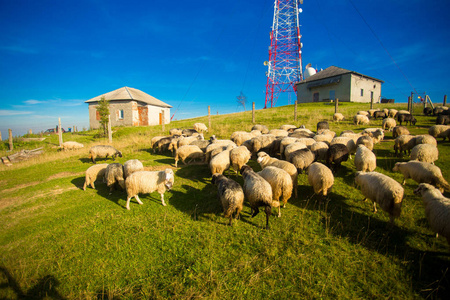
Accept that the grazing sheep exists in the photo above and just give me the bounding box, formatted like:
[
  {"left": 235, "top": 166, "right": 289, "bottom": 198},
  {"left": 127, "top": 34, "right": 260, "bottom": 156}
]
[
  {"left": 316, "top": 121, "right": 329, "bottom": 131},
  {"left": 410, "top": 144, "right": 439, "bottom": 164},
  {"left": 307, "top": 162, "right": 334, "bottom": 203},
  {"left": 392, "top": 126, "right": 410, "bottom": 138},
  {"left": 284, "top": 142, "right": 307, "bottom": 161},
  {"left": 326, "top": 144, "right": 349, "bottom": 171},
  {"left": 398, "top": 110, "right": 411, "bottom": 115},
  {"left": 125, "top": 169, "right": 174, "bottom": 210},
  {"left": 167, "top": 136, "right": 182, "bottom": 156},
  {"left": 354, "top": 114, "right": 370, "bottom": 125},
  {"left": 393, "top": 161, "right": 450, "bottom": 192},
  {"left": 169, "top": 128, "right": 182, "bottom": 136},
  {"left": 251, "top": 124, "right": 269, "bottom": 134},
  {"left": 205, "top": 139, "right": 236, "bottom": 162},
  {"left": 354, "top": 144, "right": 376, "bottom": 172},
  {"left": 333, "top": 113, "right": 344, "bottom": 122},
  {"left": 105, "top": 163, "right": 125, "bottom": 193},
  {"left": 289, "top": 148, "right": 316, "bottom": 174},
  {"left": 368, "top": 109, "right": 380, "bottom": 117},
  {"left": 178, "top": 134, "right": 204, "bottom": 148},
  {"left": 310, "top": 142, "right": 329, "bottom": 162},
  {"left": 428, "top": 125, "right": 450, "bottom": 141},
  {"left": 175, "top": 145, "right": 205, "bottom": 168},
  {"left": 373, "top": 111, "right": 387, "bottom": 119},
  {"left": 280, "top": 124, "right": 297, "bottom": 131},
  {"left": 193, "top": 123, "right": 208, "bottom": 133},
  {"left": 394, "top": 134, "right": 416, "bottom": 156},
  {"left": 211, "top": 174, "right": 244, "bottom": 226},
  {"left": 268, "top": 129, "right": 289, "bottom": 137},
  {"left": 83, "top": 163, "right": 108, "bottom": 191},
  {"left": 290, "top": 128, "right": 315, "bottom": 138},
  {"left": 397, "top": 113, "right": 417, "bottom": 126},
  {"left": 153, "top": 136, "right": 176, "bottom": 153},
  {"left": 181, "top": 129, "right": 198, "bottom": 136},
  {"left": 240, "top": 165, "right": 278, "bottom": 229},
  {"left": 189, "top": 139, "right": 211, "bottom": 152},
  {"left": 330, "top": 136, "right": 356, "bottom": 156},
  {"left": 414, "top": 134, "right": 437, "bottom": 147},
  {"left": 362, "top": 128, "right": 384, "bottom": 144},
  {"left": 413, "top": 183, "right": 450, "bottom": 245},
  {"left": 313, "top": 131, "right": 334, "bottom": 144},
  {"left": 89, "top": 145, "right": 123, "bottom": 163},
  {"left": 258, "top": 166, "right": 293, "bottom": 217},
  {"left": 382, "top": 118, "right": 396, "bottom": 131},
  {"left": 61, "top": 141, "right": 84, "bottom": 151},
  {"left": 257, "top": 151, "right": 299, "bottom": 199},
  {"left": 151, "top": 136, "right": 168, "bottom": 152},
  {"left": 354, "top": 171, "right": 404, "bottom": 224},
  {"left": 357, "top": 111, "right": 369, "bottom": 116},
  {"left": 279, "top": 137, "right": 301, "bottom": 159},
  {"left": 436, "top": 115, "right": 450, "bottom": 125},
  {"left": 356, "top": 135, "right": 374, "bottom": 151},
  {"left": 249, "top": 134, "right": 278, "bottom": 156},
  {"left": 230, "top": 130, "right": 261, "bottom": 146},
  {"left": 123, "top": 159, "right": 144, "bottom": 178},
  {"left": 209, "top": 144, "right": 236, "bottom": 175},
  {"left": 423, "top": 107, "right": 433, "bottom": 116},
  {"left": 388, "top": 109, "right": 398, "bottom": 118},
  {"left": 230, "top": 146, "right": 252, "bottom": 174}
]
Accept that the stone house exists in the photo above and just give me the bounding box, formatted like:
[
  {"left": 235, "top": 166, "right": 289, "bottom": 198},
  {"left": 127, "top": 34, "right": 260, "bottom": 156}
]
[
  {"left": 295, "top": 66, "right": 384, "bottom": 103},
  {"left": 85, "top": 87, "right": 172, "bottom": 129}
]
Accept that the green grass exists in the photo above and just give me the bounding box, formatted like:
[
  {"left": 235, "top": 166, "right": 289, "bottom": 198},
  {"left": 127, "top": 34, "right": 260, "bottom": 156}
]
[{"left": 1, "top": 102, "right": 450, "bottom": 299}]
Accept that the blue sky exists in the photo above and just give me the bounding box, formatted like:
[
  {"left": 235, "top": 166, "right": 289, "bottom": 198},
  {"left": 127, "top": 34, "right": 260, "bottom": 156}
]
[{"left": 1, "top": 0, "right": 450, "bottom": 138}]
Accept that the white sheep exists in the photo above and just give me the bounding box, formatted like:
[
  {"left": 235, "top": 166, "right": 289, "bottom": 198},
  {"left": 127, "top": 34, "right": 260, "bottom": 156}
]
[
  {"left": 83, "top": 163, "right": 108, "bottom": 191},
  {"left": 89, "top": 145, "right": 123, "bottom": 163},
  {"left": 284, "top": 142, "right": 307, "bottom": 161},
  {"left": 357, "top": 111, "right": 369, "bottom": 116},
  {"left": 354, "top": 144, "right": 376, "bottom": 172},
  {"left": 205, "top": 139, "right": 236, "bottom": 162},
  {"left": 382, "top": 118, "right": 396, "bottom": 131},
  {"left": 333, "top": 113, "right": 344, "bottom": 122},
  {"left": 367, "top": 109, "right": 380, "bottom": 117},
  {"left": 398, "top": 110, "right": 410, "bottom": 115},
  {"left": 209, "top": 144, "right": 236, "bottom": 175},
  {"left": 392, "top": 161, "right": 450, "bottom": 192},
  {"left": 248, "top": 134, "right": 278, "bottom": 155},
  {"left": 388, "top": 109, "right": 398, "bottom": 118},
  {"left": 354, "top": 171, "right": 404, "bottom": 224},
  {"left": 414, "top": 134, "right": 437, "bottom": 147},
  {"left": 257, "top": 151, "right": 298, "bottom": 199},
  {"left": 413, "top": 183, "right": 450, "bottom": 245},
  {"left": 257, "top": 166, "right": 293, "bottom": 217},
  {"left": 61, "top": 141, "right": 84, "bottom": 151},
  {"left": 310, "top": 142, "right": 329, "bottom": 162},
  {"left": 392, "top": 126, "right": 410, "bottom": 139},
  {"left": 211, "top": 173, "right": 244, "bottom": 226},
  {"left": 313, "top": 132, "right": 334, "bottom": 144},
  {"left": 268, "top": 129, "right": 289, "bottom": 137},
  {"left": 307, "top": 162, "right": 334, "bottom": 203},
  {"left": 354, "top": 114, "right": 370, "bottom": 125},
  {"left": 356, "top": 135, "right": 374, "bottom": 151},
  {"left": 125, "top": 169, "right": 174, "bottom": 210},
  {"left": 230, "top": 146, "right": 251, "bottom": 174},
  {"left": 394, "top": 134, "right": 416, "bottom": 156},
  {"left": 105, "top": 162, "right": 125, "bottom": 193},
  {"left": 330, "top": 136, "right": 356, "bottom": 156},
  {"left": 410, "top": 144, "right": 439, "bottom": 164},
  {"left": 362, "top": 128, "right": 384, "bottom": 144},
  {"left": 123, "top": 159, "right": 144, "bottom": 178},
  {"left": 428, "top": 125, "right": 450, "bottom": 141},
  {"left": 279, "top": 137, "right": 301, "bottom": 159},
  {"left": 251, "top": 124, "right": 269, "bottom": 134},
  {"left": 240, "top": 165, "right": 279, "bottom": 229},
  {"left": 175, "top": 145, "right": 205, "bottom": 168},
  {"left": 169, "top": 128, "right": 182, "bottom": 136},
  {"left": 291, "top": 128, "right": 315, "bottom": 138},
  {"left": 280, "top": 124, "right": 297, "bottom": 131},
  {"left": 230, "top": 130, "right": 261, "bottom": 146},
  {"left": 193, "top": 123, "right": 208, "bottom": 133}
]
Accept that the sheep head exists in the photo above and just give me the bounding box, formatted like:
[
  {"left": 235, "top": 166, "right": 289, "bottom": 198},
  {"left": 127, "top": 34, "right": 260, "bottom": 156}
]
[{"left": 164, "top": 169, "right": 174, "bottom": 190}]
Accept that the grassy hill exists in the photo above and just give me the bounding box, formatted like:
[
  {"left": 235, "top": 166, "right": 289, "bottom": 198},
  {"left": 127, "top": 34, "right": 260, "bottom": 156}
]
[{"left": 1, "top": 102, "right": 449, "bottom": 299}]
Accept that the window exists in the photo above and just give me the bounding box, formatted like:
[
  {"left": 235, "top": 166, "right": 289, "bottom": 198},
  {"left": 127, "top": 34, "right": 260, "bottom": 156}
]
[
  {"left": 360, "top": 89, "right": 364, "bottom": 97},
  {"left": 118, "top": 109, "right": 124, "bottom": 120},
  {"left": 329, "top": 90, "right": 335, "bottom": 101},
  {"left": 371, "top": 91, "right": 374, "bottom": 101}
]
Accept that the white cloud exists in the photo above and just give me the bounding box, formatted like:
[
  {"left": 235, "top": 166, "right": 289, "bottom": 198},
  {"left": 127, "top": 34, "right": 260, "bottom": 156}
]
[
  {"left": 0, "top": 110, "right": 33, "bottom": 116},
  {"left": 24, "top": 99, "right": 43, "bottom": 105}
]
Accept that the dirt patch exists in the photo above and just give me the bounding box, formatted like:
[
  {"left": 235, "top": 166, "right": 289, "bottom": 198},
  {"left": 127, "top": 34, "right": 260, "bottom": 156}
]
[
  {"left": 2, "top": 172, "right": 84, "bottom": 193},
  {"left": 2, "top": 181, "right": 41, "bottom": 193},
  {"left": 47, "top": 171, "right": 84, "bottom": 180}
]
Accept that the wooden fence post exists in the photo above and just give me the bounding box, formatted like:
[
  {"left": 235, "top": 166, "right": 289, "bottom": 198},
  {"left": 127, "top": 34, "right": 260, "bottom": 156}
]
[
  {"left": 407, "top": 96, "right": 411, "bottom": 112},
  {"left": 208, "top": 106, "right": 211, "bottom": 131},
  {"left": 58, "top": 117, "right": 63, "bottom": 146},
  {"left": 444, "top": 95, "right": 447, "bottom": 106},
  {"left": 108, "top": 115, "right": 112, "bottom": 143},
  {"left": 294, "top": 101, "right": 297, "bottom": 122},
  {"left": 335, "top": 98, "right": 339, "bottom": 113},
  {"left": 9, "top": 129, "right": 13, "bottom": 151},
  {"left": 252, "top": 102, "right": 255, "bottom": 123},
  {"left": 370, "top": 94, "right": 374, "bottom": 109}
]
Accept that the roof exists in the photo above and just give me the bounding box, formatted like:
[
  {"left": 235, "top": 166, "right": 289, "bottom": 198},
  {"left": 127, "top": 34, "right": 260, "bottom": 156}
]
[
  {"left": 297, "top": 66, "right": 384, "bottom": 85},
  {"left": 85, "top": 86, "right": 172, "bottom": 108}
]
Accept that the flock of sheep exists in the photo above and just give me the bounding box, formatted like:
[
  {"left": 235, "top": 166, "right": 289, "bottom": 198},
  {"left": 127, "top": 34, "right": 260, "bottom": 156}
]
[{"left": 72, "top": 109, "right": 450, "bottom": 246}]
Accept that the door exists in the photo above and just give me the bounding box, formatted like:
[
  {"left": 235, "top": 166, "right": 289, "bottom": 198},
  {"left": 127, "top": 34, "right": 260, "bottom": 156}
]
[
  {"left": 138, "top": 107, "right": 148, "bottom": 126},
  {"left": 313, "top": 92, "right": 319, "bottom": 102}
]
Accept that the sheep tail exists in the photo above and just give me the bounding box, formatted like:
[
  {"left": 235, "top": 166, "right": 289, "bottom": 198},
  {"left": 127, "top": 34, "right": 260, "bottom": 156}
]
[
  {"left": 438, "top": 178, "right": 450, "bottom": 191},
  {"left": 224, "top": 205, "right": 234, "bottom": 219}
]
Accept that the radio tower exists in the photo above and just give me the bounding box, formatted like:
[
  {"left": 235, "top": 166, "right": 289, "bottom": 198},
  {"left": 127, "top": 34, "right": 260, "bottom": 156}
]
[{"left": 265, "top": 0, "right": 303, "bottom": 108}]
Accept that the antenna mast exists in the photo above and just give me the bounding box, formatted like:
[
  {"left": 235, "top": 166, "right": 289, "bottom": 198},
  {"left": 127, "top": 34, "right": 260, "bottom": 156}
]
[{"left": 265, "top": 0, "right": 304, "bottom": 108}]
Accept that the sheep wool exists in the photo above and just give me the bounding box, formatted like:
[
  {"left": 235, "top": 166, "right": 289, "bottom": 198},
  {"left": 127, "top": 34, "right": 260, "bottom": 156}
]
[
  {"left": 392, "top": 161, "right": 450, "bottom": 192},
  {"left": 209, "top": 144, "right": 236, "bottom": 175},
  {"left": 258, "top": 166, "right": 293, "bottom": 217},
  {"left": 89, "top": 145, "right": 122, "bottom": 163},
  {"left": 193, "top": 123, "right": 208, "bottom": 133},
  {"left": 125, "top": 169, "right": 174, "bottom": 210},
  {"left": 211, "top": 174, "right": 244, "bottom": 226},
  {"left": 175, "top": 145, "right": 205, "bottom": 168},
  {"left": 355, "top": 171, "right": 404, "bottom": 224},
  {"left": 310, "top": 142, "right": 329, "bottom": 162},
  {"left": 307, "top": 162, "right": 334, "bottom": 202},
  {"left": 61, "top": 141, "right": 84, "bottom": 151},
  {"left": 230, "top": 146, "right": 252, "bottom": 174},
  {"left": 354, "top": 144, "right": 376, "bottom": 172},
  {"left": 105, "top": 163, "right": 125, "bottom": 193},
  {"left": 333, "top": 113, "right": 344, "bottom": 122},
  {"left": 83, "top": 163, "right": 108, "bottom": 191},
  {"left": 392, "top": 126, "right": 410, "bottom": 139},
  {"left": 354, "top": 114, "right": 370, "bottom": 125},
  {"left": 123, "top": 159, "right": 144, "bottom": 178},
  {"left": 382, "top": 118, "right": 396, "bottom": 131},
  {"left": 428, "top": 125, "right": 450, "bottom": 141},
  {"left": 410, "top": 144, "right": 439, "bottom": 164}
]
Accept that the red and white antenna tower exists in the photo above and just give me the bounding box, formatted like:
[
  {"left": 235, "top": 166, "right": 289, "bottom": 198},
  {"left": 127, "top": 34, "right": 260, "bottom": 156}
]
[{"left": 265, "top": 0, "right": 304, "bottom": 108}]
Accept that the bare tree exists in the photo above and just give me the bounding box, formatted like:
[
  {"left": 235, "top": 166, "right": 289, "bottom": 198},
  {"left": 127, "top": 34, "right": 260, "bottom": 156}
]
[{"left": 236, "top": 92, "right": 247, "bottom": 111}]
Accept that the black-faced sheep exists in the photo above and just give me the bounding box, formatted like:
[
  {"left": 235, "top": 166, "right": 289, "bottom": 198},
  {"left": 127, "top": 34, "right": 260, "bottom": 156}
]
[
  {"left": 83, "top": 163, "right": 108, "bottom": 191},
  {"left": 354, "top": 144, "right": 376, "bottom": 172},
  {"left": 257, "top": 166, "right": 293, "bottom": 217},
  {"left": 413, "top": 183, "right": 450, "bottom": 245},
  {"left": 355, "top": 171, "right": 404, "bottom": 224},
  {"left": 326, "top": 144, "right": 349, "bottom": 171},
  {"left": 211, "top": 174, "right": 244, "bottom": 226},
  {"left": 240, "top": 165, "right": 278, "bottom": 229},
  {"left": 123, "top": 159, "right": 144, "bottom": 178},
  {"left": 428, "top": 125, "right": 450, "bottom": 141},
  {"left": 392, "top": 126, "right": 410, "bottom": 139},
  {"left": 175, "top": 145, "right": 205, "bottom": 168},
  {"left": 410, "top": 144, "right": 439, "bottom": 164},
  {"left": 61, "top": 141, "right": 84, "bottom": 151},
  {"left": 89, "top": 145, "right": 123, "bottom": 163},
  {"left": 105, "top": 163, "right": 125, "bottom": 194},
  {"left": 125, "top": 169, "right": 174, "bottom": 210},
  {"left": 230, "top": 146, "right": 251, "bottom": 174},
  {"left": 289, "top": 148, "right": 316, "bottom": 174},
  {"left": 256, "top": 151, "right": 298, "bottom": 199},
  {"left": 392, "top": 161, "right": 450, "bottom": 192},
  {"left": 307, "top": 162, "right": 334, "bottom": 203},
  {"left": 397, "top": 113, "right": 417, "bottom": 126}
]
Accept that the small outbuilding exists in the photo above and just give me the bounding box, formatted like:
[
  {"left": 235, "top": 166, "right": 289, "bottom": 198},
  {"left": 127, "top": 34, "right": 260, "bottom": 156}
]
[
  {"left": 85, "top": 87, "right": 172, "bottom": 129},
  {"left": 295, "top": 66, "right": 383, "bottom": 103}
]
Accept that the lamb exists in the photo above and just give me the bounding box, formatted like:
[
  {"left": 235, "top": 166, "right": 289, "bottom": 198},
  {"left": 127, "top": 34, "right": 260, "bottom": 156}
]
[
  {"left": 392, "top": 161, "right": 450, "bottom": 192},
  {"left": 251, "top": 124, "right": 269, "bottom": 134},
  {"left": 175, "top": 145, "right": 205, "bottom": 168},
  {"left": 289, "top": 148, "right": 316, "bottom": 174},
  {"left": 104, "top": 162, "right": 125, "bottom": 193},
  {"left": 392, "top": 126, "right": 410, "bottom": 138},
  {"left": 257, "top": 166, "right": 293, "bottom": 217},
  {"left": 413, "top": 183, "right": 450, "bottom": 245},
  {"left": 388, "top": 109, "right": 398, "bottom": 118},
  {"left": 394, "top": 134, "right": 416, "bottom": 156},
  {"left": 382, "top": 118, "right": 396, "bottom": 131},
  {"left": 193, "top": 123, "right": 208, "bottom": 133},
  {"left": 316, "top": 121, "right": 329, "bottom": 131},
  {"left": 326, "top": 144, "right": 349, "bottom": 171},
  {"left": 428, "top": 125, "right": 450, "bottom": 141},
  {"left": 307, "top": 162, "right": 334, "bottom": 203},
  {"left": 354, "top": 171, "right": 404, "bottom": 224},
  {"left": 397, "top": 113, "right": 417, "bottom": 126},
  {"left": 209, "top": 144, "right": 236, "bottom": 175},
  {"left": 354, "top": 144, "right": 376, "bottom": 172},
  {"left": 211, "top": 174, "right": 244, "bottom": 226},
  {"left": 123, "top": 159, "right": 144, "bottom": 178},
  {"left": 83, "top": 163, "right": 108, "bottom": 191},
  {"left": 410, "top": 144, "right": 439, "bottom": 164},
  {"left": 89, "top": 145, "right": 123, "bottom": 163},
  {"left": 356, "top": 135, "right": 374, "bottom": 151},
  {"left": 61, "top": 141, "right": 84, "bottom": 151},
  {"left": 240, "top": 165, "right": 279, "bottom": 229},
  {"left": 256, "top": 151, "right": 298, "bottom": 199},
  {"left": 310, "top": 142, "right": 329, "bottom": 162},
  {"left": 125, "top": 169, "right": 174, "bottom": 210},
  {"left": 353, "top": 114, "right": 370, "bottom": 125},
  {"left": 333, "top": 113, "right": 344, "bottom": 122},
  {"left": 230, "top": 146, "right": 252, "bottom": 174}
]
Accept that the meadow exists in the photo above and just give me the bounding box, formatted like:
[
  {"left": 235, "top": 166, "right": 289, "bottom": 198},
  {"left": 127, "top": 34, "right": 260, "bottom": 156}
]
[{"left": 0, "top": 102, "right": 449, "bottom": 299}]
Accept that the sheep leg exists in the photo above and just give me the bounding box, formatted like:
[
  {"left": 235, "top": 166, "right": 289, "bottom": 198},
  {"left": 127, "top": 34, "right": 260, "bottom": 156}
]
[
  {"left": 373, "top": 202, "right": 377, "bottom": 213},
  {"left": 251, "top": 207, "right": 259, "bottom": 217},
  {"left": 126, "top": 196, "right": 133, "bottom": 210},
  {"left": 135, "top": 195, "right": 143, "bottom": 205},
  {"left": 264, "top": 206, "right": 272, "bottom": 229},
  {"left": 83, "top": 181, "right": 88, "bottom": 191},
  {"left": 402, "top": 178, "right": 406, "bottom": 185},
  {"left": 277, "top": 206, "right": 281, "bottom": 218},
  {"left": 91, "top": 181, "right": 96, "bottom": 190},
  {"left": 160, "top": 193, "right": 167, "bottom": 206}
]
